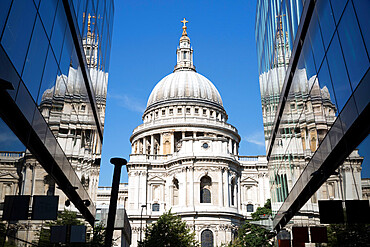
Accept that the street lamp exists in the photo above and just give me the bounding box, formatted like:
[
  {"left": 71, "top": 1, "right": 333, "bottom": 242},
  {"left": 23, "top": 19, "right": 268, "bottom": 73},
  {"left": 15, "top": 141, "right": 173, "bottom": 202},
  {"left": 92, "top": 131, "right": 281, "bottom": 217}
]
[
  {"left": 140, "top": 204, "right": 147, "bottom": 242},
  {"left": 104, "top": 157, "right": 127, "bottom": 247}
]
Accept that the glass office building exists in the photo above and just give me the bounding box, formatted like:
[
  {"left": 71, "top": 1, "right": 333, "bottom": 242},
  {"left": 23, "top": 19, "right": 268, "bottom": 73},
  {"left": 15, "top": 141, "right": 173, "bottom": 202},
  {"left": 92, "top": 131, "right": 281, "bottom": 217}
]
[
  {"left": 0, "top": 0, "right": 113, "bottom": 244},
  {"left": 255, "top": 0, "right": 369, "bottom": 239}
]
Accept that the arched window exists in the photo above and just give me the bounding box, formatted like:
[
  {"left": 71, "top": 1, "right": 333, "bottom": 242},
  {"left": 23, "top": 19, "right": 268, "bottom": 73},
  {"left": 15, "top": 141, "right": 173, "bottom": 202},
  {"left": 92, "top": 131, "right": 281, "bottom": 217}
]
[
  {"left": 231, "top": 178, "right": 236, "bottom": 206},
  {"left": 201, "top": 229, "right": 213, "bottom": 247},
  {"left": 200, "top": 176, "right": 212, "bottom": 203},
  {"left": 173, "top": 178, "right": 179, "bottom": 205},
  {"left": 247, "top": 204, "right": 254, "bottom": 212}
]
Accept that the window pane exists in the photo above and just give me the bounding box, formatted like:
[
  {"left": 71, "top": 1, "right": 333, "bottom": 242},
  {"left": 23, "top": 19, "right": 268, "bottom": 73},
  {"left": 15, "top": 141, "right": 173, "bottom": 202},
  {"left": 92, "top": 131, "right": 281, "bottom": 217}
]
[
  {"left": 37, "top": 48, "right": 58, "bottom": 105},
  {"left": 0, "top": 46, "right": 20, "bottom": 99},
  {"left": 38, "top": 0, "right": 58, "bottom": 37},
  {"left": 352, "top": 0, "right": 370, "bottom": 57},
  {"left": 337, "top": 2, "right": 369, "bottom": 90},
  {"left": 0, "top": 0, "right": 12, "bottom": 34},
  {"left": 308, "top": 9, "right": 325, "bottom": 69},
  {"left": 0, "top": 117, "right": 26, "bottom": 152},
  {"left": 316, "top": 0, "right": 336, "bottom": 49},
  {"left": 22, "top": 16, "right": 49, "bottom": 100},
  {"left": 1, "top": 0, "right": 37, "bottom": 73},
  {"left": 326, "top": 32, "right": 352, "bottom": 113},
  {"left": 15, "top": 82, "right": 36, "bottom": 124},
  {"left": 50, "top": 0, "right": 67, "bottom": 62},
  {"left": 329, "top": 0, "right": 348, "bottom": 24},
  {"left": 317, "top": 57, "right": 338, "bottom": 116}
]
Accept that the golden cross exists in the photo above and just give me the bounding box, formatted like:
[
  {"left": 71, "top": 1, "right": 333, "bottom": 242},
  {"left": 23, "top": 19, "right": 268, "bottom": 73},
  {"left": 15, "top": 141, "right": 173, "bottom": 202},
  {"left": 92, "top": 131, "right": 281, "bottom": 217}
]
[{"left": 181, "top": 18, "right": 188, "bottom": 27}]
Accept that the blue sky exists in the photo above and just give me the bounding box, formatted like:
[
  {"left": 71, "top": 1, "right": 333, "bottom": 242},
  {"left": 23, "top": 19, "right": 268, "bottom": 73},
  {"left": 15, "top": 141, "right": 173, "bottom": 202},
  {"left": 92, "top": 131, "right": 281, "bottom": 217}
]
[
  {"left": 98, "top": 0, "right": 370, "bottom": 186},
  {"left": 99, "top": 0, "right": 265, "bottom": 186}
]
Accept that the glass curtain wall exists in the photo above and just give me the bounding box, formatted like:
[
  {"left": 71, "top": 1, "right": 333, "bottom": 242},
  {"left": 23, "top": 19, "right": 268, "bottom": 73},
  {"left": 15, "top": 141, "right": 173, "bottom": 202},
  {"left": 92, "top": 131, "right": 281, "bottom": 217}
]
[
  {"left": 255, "top": 0, "right": 369, "bottom": 239},
  {"left": 0, "top": 0, "right": 113, "bottom": 245}
]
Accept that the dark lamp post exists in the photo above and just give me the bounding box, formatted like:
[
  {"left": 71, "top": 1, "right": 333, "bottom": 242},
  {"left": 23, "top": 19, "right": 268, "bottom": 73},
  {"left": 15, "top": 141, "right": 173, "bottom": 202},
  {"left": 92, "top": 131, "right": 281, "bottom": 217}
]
[
  {"left": 104, "top": 157, "right": 127, "bottom": 247},
  {"left": 140, "top": 204, "right": 147, "bottom": 242}
]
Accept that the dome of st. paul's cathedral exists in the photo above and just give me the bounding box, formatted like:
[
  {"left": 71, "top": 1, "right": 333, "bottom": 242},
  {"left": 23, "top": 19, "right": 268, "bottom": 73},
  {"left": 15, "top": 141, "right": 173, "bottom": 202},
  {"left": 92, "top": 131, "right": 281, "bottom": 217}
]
[
  {"left": 145, "top": 20, "right": 223, "bottom": 111},
  {"left": 147, "top": 71, "right": 223, "bottom": 108}
]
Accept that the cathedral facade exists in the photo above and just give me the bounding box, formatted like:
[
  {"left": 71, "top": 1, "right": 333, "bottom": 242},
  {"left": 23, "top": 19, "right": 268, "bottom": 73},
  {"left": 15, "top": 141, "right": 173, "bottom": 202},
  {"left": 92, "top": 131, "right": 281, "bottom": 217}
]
[{"left": 126, "top": 20, "right": 270, "bottom": 246}]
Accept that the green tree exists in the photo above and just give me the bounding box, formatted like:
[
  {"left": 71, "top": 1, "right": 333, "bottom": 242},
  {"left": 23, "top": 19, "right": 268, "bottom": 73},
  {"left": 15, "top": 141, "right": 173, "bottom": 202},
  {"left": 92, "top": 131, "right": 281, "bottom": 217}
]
[
  {"left": 139, "top": 210, "right": 198, "bottom": 247},
  {"left": 90, "top": 223, "right": 106, "bottom": 247},
  {"left": 227, "top": 199, "right": 275, "bottom": 247},
  {"left": 327, "top": 224, "right": 370, "bottom": 247}
]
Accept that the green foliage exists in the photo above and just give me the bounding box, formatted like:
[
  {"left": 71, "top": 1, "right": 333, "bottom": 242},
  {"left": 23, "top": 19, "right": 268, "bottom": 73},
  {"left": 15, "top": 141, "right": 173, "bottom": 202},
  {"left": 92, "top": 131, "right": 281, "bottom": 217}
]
[
  {"left": 251, "top": 199, "right": 271, "bottom": 221},
  {"left": 139, "top": 210, "right": 198, "bottom": 247},
  {"left": 90, "top": 223, "right": 106, "bottom": 247},
  {"left": 227, "top": 199, "right": 274, "bottom": 247},
  {"left": 327, "top": 224, "right": 370, "bottom": 247}
]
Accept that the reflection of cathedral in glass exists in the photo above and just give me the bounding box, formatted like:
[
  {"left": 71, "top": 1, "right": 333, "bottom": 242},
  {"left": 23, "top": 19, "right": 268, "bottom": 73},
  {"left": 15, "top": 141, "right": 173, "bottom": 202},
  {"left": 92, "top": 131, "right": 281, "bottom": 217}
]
[
  {"left": 0, "top": 0, "right": 114, "bottom": 244},
  {"left": 38, "top": 15, "right": 108, "bottom": 204},
  {"left": 126, "top": 20, "right": 270, "bottom": 247},
  {"left": 258, "top": 11, "right": 363, "bottom": 228}
]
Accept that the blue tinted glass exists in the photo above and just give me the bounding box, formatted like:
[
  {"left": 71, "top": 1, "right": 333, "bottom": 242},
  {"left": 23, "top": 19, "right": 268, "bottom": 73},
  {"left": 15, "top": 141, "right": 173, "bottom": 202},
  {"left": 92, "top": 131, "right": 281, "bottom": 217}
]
[
  {"left": 353, "top": 69, "right": 370, "bottom": 115},
  {"left": 326, "top": 32, "right": 352, "bottom": 113},
  {"left": 352, "top": 0, "right": 370, "bottom": 57},
  {"left": 0, "top": 46, "right": 20, "bottom": 99},
  {"left": 1, "top": 0, "right": 37, "bottom": 73},
  {"left": 337, "top": 2, "right": 369, "bottom": 90},
  {"left": 0, "top": 0, "right": 12, "bottom": 34},
  {"left": 38, "top": 0, "right": 58, "bottom": 37},
  {"left": 51, "top": 0, "right": 67, "bottom": 62},
  {"left": 37, "top": 48, "right": 58, "bottom": 104},
  {"left": 77, "top": 0, "right": 87, "bottom": 34},
  {"left": 316, "top": 0, "right": 336, "bottom": 49},
  {"left": 301, "top": 34, "right": 317, "bottom": 82},
  {"left": 308, "top": 9, "right": 325, "bottom": 69},
  {"left": 339, "top": 96, "right": 358, "bottom": 133},
  {"left": 22, "top": 16, "right": 49, "bottom": 100},
  {"left": 329, "top": 0, "right": 348, "bottom": 24},
  {"left": 34, "top": 0, "right": 41, "bottom": 8},
  {"left": 0, "top": 117, "right": 26, "bottom": 152},
  {"left": 15, "top": 82, "right": 36, "bottom": 124},
  {"left": 59, "top": 28, "right": 73, "bottom": 76},
  {"left": 317, "top": 57, "right": 338, "bottom": 115}
]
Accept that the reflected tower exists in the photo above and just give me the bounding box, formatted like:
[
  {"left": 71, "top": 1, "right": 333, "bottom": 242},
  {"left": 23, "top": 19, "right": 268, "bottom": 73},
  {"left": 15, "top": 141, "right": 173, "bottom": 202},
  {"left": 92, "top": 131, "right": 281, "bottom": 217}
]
[{"left": 255, "top": 0, "right": 367, "bottom": 237}]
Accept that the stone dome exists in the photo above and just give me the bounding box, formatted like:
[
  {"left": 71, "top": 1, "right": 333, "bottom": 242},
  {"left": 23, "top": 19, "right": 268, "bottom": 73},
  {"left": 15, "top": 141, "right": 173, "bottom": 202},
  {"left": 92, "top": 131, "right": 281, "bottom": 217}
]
[{"left": 146, "top": 70, "right": 223, "bottom": 109}]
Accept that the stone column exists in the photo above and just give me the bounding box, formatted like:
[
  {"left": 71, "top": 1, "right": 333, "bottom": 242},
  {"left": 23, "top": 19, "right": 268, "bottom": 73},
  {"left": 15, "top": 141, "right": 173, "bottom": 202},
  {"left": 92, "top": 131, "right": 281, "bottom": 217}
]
[
  {"left": 142, "top": 171, "right": 147, "bottom": 208},
  {"left": 136, "top": 172, "right": 140, "bottom": 209},
  {"left": 150, "top": 135, "right": 154, "bottom": 155},
  {"left": 223, "top": 168, "right": 228, "bottom": 206},
  {"left": 227, "top": 170, "right": 231, "bottom": 207},
  {"left": 143, "top": 138, "right": 147, "bottom": 154},
  {"left": 219, "top": 167, "right": 223, "bottom": 207},
  {"left": 159, "top": 133, "right": 163, "bottom": 155},
  {"left": 237, "top": 176, "right": 242, "bottom": 211},
  {"left": 228, "top": 139, "right": 232, "bottom": 154},
  {"left": 190, "top": 166, "right": 194, "bottom": 207},
  {"left": 171, "top": 132, "right": 175, "bottom": 154},
  {"left": 185, "top": 167, "right": 188, "bottom": 207}
]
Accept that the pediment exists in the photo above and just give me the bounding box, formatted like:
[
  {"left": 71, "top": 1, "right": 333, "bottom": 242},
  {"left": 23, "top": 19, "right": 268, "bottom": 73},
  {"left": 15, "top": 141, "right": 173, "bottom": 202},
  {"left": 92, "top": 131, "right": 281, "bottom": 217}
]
[
  {"left": 148, "top": 175, "right": 166, "bottom": 183},
  {"left": 241, "top": 176, "right": 258, "bottom": 184},
  {"left": 0, "top": 172, "right": 19, "bottom": 180}
]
